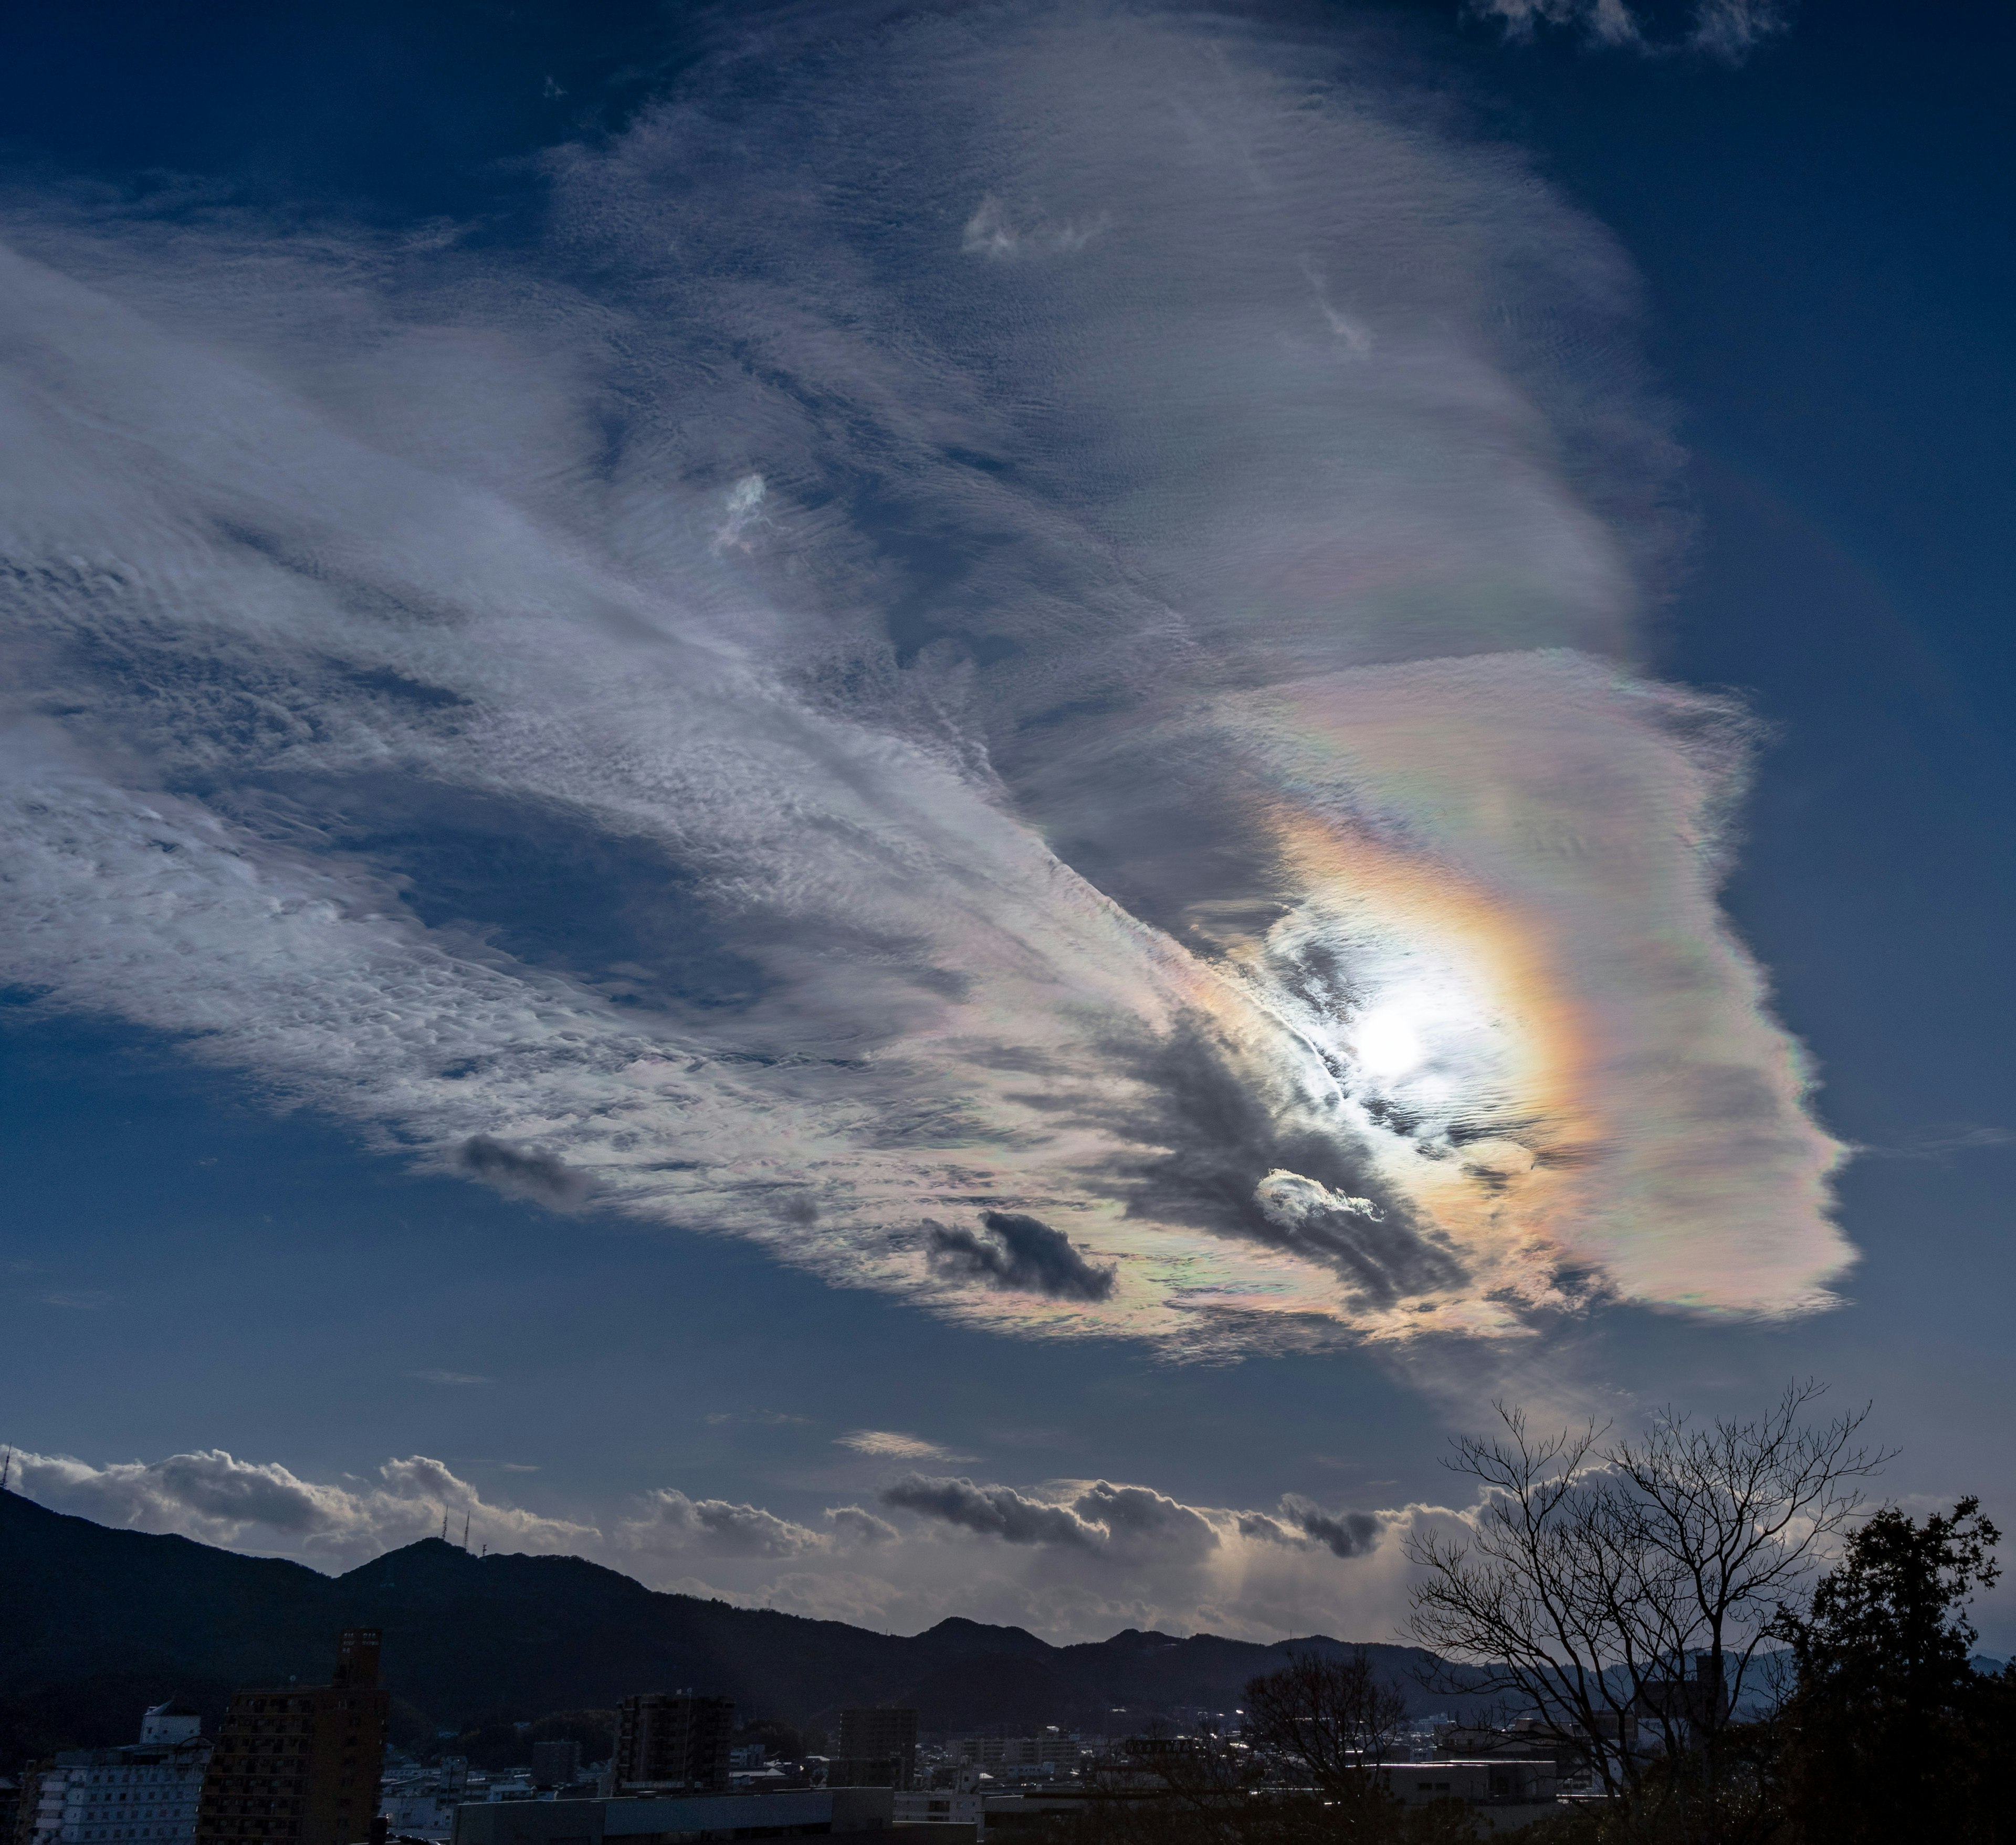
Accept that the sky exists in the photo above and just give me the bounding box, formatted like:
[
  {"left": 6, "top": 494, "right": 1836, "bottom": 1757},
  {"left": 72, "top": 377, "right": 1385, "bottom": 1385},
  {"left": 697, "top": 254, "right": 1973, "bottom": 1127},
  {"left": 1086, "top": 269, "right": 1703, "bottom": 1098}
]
[{"left": 2, "top": 0, "right": 2012, "bottom": 1656}]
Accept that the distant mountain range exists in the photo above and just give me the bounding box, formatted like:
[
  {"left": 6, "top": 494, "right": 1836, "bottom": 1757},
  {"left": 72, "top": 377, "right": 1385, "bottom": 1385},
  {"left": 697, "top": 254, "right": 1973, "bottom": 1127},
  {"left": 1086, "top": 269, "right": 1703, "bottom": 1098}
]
[{"left": 0, "top": 1489, "right": 1493, "bottom": 1758}]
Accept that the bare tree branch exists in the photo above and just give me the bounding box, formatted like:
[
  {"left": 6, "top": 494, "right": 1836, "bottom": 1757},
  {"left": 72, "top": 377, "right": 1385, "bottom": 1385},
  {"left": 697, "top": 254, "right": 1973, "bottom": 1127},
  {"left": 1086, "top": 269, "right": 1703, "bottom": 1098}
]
[{"left": 1405, "top": 1380, "right": 1887, "bottom": 1825}]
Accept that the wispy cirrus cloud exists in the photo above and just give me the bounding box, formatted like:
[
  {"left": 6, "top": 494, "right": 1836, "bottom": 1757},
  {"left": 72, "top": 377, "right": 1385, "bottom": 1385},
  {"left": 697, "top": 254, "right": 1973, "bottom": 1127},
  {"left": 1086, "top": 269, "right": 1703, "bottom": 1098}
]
[
  {"left": 1853, "top": 1123, "right": 2013, "bottom": 1163},
  {"left": 1470, "top": 0, "right": 1789, "bottom": 62},
  {"left": 0, "top": 0, "right": 1846, "bottom": 1362},
  {"left": 837, "top": 1431, "right": 967, "bottom": 1461}
]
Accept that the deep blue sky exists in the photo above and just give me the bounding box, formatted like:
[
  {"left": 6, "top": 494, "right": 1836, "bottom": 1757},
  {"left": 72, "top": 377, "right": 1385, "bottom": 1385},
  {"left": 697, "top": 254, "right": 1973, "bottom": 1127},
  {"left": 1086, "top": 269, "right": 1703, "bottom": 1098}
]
[{"left": 2, "top": 0, "right": 2010, "bottom": 1646}]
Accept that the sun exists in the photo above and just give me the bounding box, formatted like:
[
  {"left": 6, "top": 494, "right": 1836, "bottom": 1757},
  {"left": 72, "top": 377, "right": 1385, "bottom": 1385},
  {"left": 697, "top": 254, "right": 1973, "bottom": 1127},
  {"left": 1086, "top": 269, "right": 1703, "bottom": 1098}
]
[{"left": 1352, "top": 1004, "right": 1425, "bottom": 1079}]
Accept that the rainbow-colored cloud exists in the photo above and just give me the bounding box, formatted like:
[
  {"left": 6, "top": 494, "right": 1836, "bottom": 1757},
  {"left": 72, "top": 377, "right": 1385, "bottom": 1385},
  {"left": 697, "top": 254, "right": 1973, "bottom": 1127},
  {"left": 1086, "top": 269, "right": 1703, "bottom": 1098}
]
[{"left": 0, "top": 2, "right": 1851, "bottom": 1353}]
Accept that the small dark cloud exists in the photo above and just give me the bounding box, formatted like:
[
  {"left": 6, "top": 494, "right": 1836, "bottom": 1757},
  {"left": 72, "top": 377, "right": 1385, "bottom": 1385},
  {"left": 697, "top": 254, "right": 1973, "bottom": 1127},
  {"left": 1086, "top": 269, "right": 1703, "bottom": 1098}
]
[
  {"left": 881, "top": 1473, "right": 1104, "bottom": 1548},
  {"left": 927, "top": 1210, "right": 1117, "bottom": 1302},
  {"left": 1240, "top": 1495, "right": 1387, "bottom": 1558},
  {"left": 410, "top": 1369, "right": 492, "bottom": 1387},
  {"left": 455, "top": 1135, "right": 590, "bottom": 1208},
  {"left": 38, "top": 1290, "right": 112, "bottom": 1310},
  {"left": 1280, "top": 1493, "right": 1385, "bottom": 1558}
]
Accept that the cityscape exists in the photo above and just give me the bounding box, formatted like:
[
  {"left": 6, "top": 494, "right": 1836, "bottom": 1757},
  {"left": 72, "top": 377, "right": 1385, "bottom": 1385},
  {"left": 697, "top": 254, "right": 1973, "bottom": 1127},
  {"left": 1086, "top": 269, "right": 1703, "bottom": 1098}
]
[
  {"left": 4, "top": 1470, "right": 2010, "bottom": 1841},
  {"left": 0, "top": 1620, "right": 1630, "bottom": 1843}
]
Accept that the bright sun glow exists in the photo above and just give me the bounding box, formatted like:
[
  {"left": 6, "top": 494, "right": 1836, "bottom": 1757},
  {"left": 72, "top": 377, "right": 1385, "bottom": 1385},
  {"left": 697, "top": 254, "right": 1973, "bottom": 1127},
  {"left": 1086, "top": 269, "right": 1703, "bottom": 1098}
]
[{"left": 1353, "top": 1005, "right": 1424, "bottom": 1078}]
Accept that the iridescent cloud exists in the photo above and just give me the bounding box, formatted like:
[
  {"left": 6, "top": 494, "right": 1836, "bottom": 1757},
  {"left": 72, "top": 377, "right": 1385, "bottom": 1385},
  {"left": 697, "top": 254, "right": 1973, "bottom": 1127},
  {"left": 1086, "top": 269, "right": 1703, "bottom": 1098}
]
[{"left": 0, "top": 2, "right": 1850, "bottom": 1353}]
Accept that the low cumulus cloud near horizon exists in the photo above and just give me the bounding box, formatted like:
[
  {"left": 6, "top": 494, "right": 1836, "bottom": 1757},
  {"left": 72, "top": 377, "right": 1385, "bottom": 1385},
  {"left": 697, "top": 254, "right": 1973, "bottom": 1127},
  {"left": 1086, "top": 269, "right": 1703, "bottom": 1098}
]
[
  {"left": 3, "top": 1439, "right": 1442, "bottom": 1645},
  {"left": 0, "top": 0, "right": 1851, "bottom": 1362}
]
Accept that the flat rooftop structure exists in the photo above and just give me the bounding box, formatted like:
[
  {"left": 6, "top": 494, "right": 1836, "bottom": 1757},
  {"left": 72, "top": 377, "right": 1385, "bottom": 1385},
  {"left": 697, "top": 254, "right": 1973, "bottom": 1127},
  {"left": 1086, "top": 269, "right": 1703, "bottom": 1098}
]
[
  {"left": 1383, "top": 1760, "right": 1558, "bottom": 1808},
  {"left": 452, "top": 1789, "right": 895, "bottom": 1845}
]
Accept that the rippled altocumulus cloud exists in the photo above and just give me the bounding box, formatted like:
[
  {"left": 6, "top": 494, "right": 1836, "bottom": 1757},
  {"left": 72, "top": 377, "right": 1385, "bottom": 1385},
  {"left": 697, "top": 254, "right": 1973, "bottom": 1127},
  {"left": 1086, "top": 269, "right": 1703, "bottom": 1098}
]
[{"left": 0, "top": 2, "right": 1850, "bottom": 1354}]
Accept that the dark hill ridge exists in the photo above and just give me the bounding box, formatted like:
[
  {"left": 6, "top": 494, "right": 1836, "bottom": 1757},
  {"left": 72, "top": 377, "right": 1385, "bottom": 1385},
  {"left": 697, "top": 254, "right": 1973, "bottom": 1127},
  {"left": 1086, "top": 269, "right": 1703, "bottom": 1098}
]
[{"left": 0, "top": 1489, "right": 1491, "bottom": 1745}]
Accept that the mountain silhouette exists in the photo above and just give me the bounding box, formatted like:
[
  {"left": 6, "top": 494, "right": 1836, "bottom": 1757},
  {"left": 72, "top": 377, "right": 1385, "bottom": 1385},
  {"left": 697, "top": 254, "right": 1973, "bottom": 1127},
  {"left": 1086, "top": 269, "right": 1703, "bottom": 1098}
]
[{"left": 0, "top": 1490, "right": 1490, "bottom": 1753}]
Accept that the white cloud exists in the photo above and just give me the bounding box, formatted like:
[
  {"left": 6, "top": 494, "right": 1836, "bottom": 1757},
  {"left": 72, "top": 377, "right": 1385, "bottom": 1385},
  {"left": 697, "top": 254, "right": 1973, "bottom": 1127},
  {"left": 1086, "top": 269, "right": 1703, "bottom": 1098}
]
[
  {"left": 3, "top": 1446, "right": 596, "bottom": 1568},
  {"left": 2, "top": 1437, "right": 1442, "bottom": 1644},
  {"left": 1470, "top": 0, "right": 1788, "bottom": 62},
  {"left": 0, "top": 0, "right": 1846, "bottom": 1364},
  {"left": 1472, "top": 0, "right": 1643, "bottom": 46},
  {"left": 825, "top": 1506, "right": 900, "bottom": 1547},
  {"left": 614, "top": 1491, "right": 898, "bottom": 1563},
  {"left": 710, "top": 473, "right": 770, "bottom": 553},
  {"left": 1854, "top": 1123, "right": 2014, "bottom": 1163},
  {"left": 1687, "top": 0, "right": 1791, "bottom": 61},
  {"left": 617, "top": 1489, "right": 827, "bottom": 1560}
]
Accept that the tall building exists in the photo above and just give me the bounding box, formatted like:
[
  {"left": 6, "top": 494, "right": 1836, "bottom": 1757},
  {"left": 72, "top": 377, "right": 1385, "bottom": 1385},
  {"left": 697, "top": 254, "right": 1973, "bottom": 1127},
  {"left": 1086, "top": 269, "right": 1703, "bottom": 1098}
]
[
  {"left": 525, "top": 1743, "right": 579, "bottom": 1791},
  {"left": 608, "top": 1696, "right": 733, "bottom": 1797},
  {"left": 194, "top": 1630, "right": 390, "bottom": 1845},
  {"left": 23, "top": 1704, "right": 213, "bottom": 1845},
  {"left": 828, "top": 1710, "right": 917, "bottom": 1791},
  {"left": 951, "top": 1733, "right": 1081, "bottom": 1773}
]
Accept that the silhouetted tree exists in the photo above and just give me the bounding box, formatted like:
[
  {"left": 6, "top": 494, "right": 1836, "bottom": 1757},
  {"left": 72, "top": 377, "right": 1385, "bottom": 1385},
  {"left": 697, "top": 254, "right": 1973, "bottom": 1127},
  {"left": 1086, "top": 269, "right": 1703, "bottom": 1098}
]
[
  {"left": 1773, "top": 1498, "right": 2002, "bottom": 1843},
  {"left": 1405, "top": 1383, "right": 1883, "bottom": 1841},
  {"left": 1242, "top": 1650, "right": 1408, "bottom": 1825}
]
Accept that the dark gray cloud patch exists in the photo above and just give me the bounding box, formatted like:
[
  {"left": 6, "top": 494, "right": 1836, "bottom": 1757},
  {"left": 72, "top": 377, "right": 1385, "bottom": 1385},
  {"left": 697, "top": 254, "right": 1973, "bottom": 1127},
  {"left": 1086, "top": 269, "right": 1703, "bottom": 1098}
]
[
  {"left": 884, "top": 1472, "right": 1378, "bottom": 1563},
  {"left": 1280, "top": 1494, "right": 1386, "bottom": 1559},
  {"left": 1071, "top": 1480, "right": 1219, "bottom": 1558},
  {"left": 1237, "top": 1510, "right": 1298, "bottom": 1545},
  {"left": 927, "top": 1210, "right": 1117, "bottom": 1301},
  {"left": 1237, "top": 1497, "right": 1386, "bottom": 1558},
  {"left": 1074, "top": 1017, "right": 1472, "bottom": 1312},
  {"left": 456, "top": 1136, "right": 591, "bottom": 1209},
  {"left": 881, "top": 1473, "right": 1105, "bottom": 1548}
]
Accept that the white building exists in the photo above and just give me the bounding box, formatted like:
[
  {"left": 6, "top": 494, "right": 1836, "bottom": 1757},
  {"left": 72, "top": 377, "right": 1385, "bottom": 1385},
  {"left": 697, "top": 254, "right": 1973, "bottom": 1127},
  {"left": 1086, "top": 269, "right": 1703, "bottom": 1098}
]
[
  {"left": 895, "top": 1790, "right": 986, "bottom": 1828},
  {"left": 951, "top": 1734, "right": 1083, "bottom": 1779},
  {"left": 27, "top": 1704, "right": 213, "bottom": 1845},
  {"left": 379, "top": 1787, "right": 458, "bottom": 1842}
]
